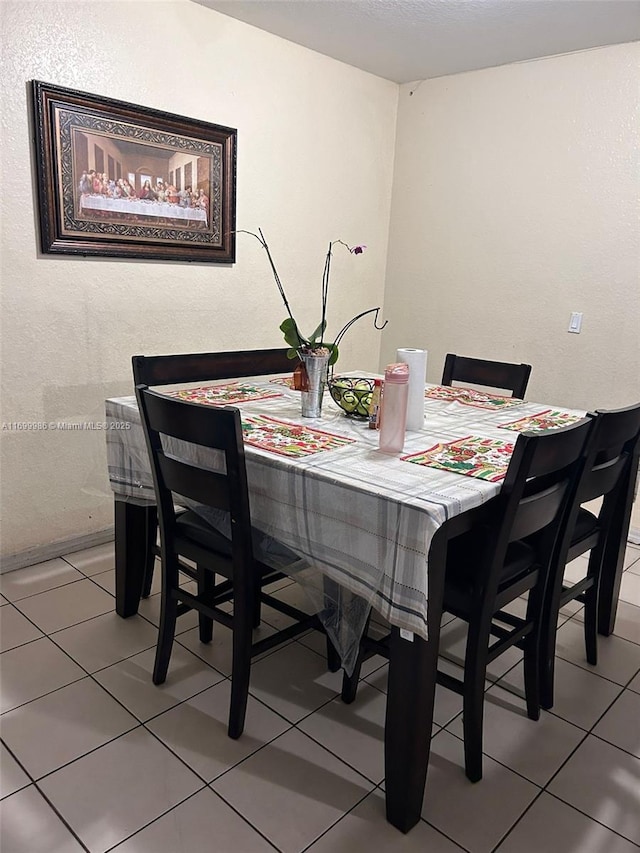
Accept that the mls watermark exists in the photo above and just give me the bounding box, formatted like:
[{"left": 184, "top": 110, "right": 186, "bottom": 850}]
[{"left": 2, "top": 421, "right": 131, "bottom": 431}]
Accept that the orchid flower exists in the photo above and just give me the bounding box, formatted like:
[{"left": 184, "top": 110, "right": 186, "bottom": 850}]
[{"left": 237, "top": 229, "right": 387, "bottom": 367}]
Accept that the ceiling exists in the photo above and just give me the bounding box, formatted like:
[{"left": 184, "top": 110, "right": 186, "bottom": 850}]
[{"left": 192, "top": 0, "right": 640, "bottom": 83}]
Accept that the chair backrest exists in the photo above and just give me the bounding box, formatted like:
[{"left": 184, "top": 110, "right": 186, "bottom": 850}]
[
  {"left": 132, "top": 347, "right": 293, "bottom": 387},
  {"left": 577, "top": 403, "right": 640, "bottom": 505},
  {"left": 554, "top": 402, "right": 640, "bottom": 564},
  {"left": 136, "top": 385, "right": 254, "bottom": 569},
  {"left": 478, "top": 418, "right": 593, "bottom": 598},
  {"left": 441, "top": 353, "right": 532, "bottom": 399}
]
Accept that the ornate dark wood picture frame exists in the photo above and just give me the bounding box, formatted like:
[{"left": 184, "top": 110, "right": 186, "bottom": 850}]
[{"left": 31, "top": 81, "right": 237, "bottom": 263}]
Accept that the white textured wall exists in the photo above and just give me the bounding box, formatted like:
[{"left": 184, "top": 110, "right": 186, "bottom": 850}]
[
  {"left": 381, "top": 43, "right": 640, "bottom": 529},
  {"left": 0, "top": 0, "right": 397, "bottom": 560}
]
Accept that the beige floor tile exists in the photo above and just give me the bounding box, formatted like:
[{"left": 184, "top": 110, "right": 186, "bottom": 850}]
[
  {"left": 554, "top": 616, "right": 640, "bottom": 685},
  {"left": 298, "top": 626, "right": 388, "bottom": 679},
  {"left": 260, "top": 580, "right": 316, "bottom": 631},
  {"left": 111, "top": 787, "right": 275, "bottom": 852},
  {"left": 15, "top": 579, "right": 114, "bottom": 634},
  {"left": 0, "top": 785, "right": 85, "bottom": 852},
  {"left": 90, "top": 569, "right": 116, "bottom": 596},
  {"left": 1, "top": 677, "right": 138, "bottom": 779},
  {"left": 94, "top": 643, "right": 224, "bottom": 721},
  {"left": 0, "top": 605, "right": 44, "bottom": 651},
  {"left": 4, "top": 536, "right": 640, "bottom": 853},
  {"left": 365, "top": 658, "right": 465, "bottom": 728},
  {"left": 299, "top": 681, "right": 387, "bottom": 783},
  {"left": 147, "top": 680, "right": 291, "bottom": 781},
  {"left": 0, "top": 558, "right": 82, "bottom": 602},
  {"left": 307, "top": 788, "right": 466, "bottom": 852},
  {"left": 39, "top": 727, "right": 203, "bottom": 853},
  {"left": 592, "top": 689, "right": 640, "bottom": 758},
  {"left": 0, "top": 637, "right": 85, "bottom": 714},
  {"left": 420, "top": 730, "right": 539, "bottom": 853},
  {"left": 610, "top": 600, "right": 640, "bottom": 646},
  {"left": 619, "top": 570, "right": 640, "bottom": 607},
  {"left": 563, "top": 555, "right": 591, "bottom": 584},
  {"left": 438, "top": 617, "right": 522, "bottom": 682},
  {"left": 623, "top": 544, "right": 640, "bottom": 571},
  {"left": 498, "top": 657, "right": 623, "bottom": 731},
  {"left": 446, "top": 684, "right": 585, "bottom": 786},
  {"left": 137, "top": 587, "right": 200, "bottom": 633},
  {"left": 496, "top": 791, "right": 640, "bottom": 853},
  {"left": 212, "top": 727, "right": 374, "bottom": 853},
  {"left": 0, "top": 745, "right": 31, "bottom": 800},
  {"left": 52, "top": 612, "right": 157, "bottom": 673},
  {"left": 248, "top": 642, "right": 341, "bottom": 723},
  {"left": 62, "top": 542, "right": 115, "bottom": 576},
  {"left": 175, "top": 621, "right": 269, "bottom": 676},
  {"left": 548, "top": 735, "right": 640, "bottom": 845}
]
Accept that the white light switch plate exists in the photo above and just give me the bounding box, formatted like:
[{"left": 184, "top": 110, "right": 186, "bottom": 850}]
[{"left": 568, "top": 312, "right": 583, "bottom": 333}]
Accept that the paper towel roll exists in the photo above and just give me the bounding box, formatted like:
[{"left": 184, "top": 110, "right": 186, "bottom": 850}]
[{"left": 396, "top": 348, "right": 428, "bottom": 431}]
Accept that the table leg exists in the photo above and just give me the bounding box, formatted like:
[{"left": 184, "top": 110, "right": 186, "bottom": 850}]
[
  {"left": 115, "top": 499, "right": 157, "bottom": 618},
  {"left": 598, "top": 460, "right": 638, "bottom": 636},
  {"left": 384, "top": 535, "right": 445, "bottom": 832}
]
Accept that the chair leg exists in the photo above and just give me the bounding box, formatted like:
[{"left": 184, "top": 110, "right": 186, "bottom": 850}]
[
  {"left": 583, "top": 547, "right": 603, "bottom": 665},
  {"left": 539, "top": 623, "right": 557, "bottom": 711},
  {"left": 523, "top": 636, "right": 541, "bottom": 721},
  {"left": 326, "top": 635, "right": 341, "bottom": 672},
  {"left": 141, "top": 515, "right": 158, "bottom": 599},
  {"left": 341, "top": 610, "right": 372, "bottom": 704},
  {"left": 523, "top": 590, "right": 542, "bottom": 721},
  {"left": 198, "top": 565, "right": 214, "bottom": 644},
  {"left": 153, "top": 557, "right": 179, "bottom": 685},
  {"left": 322, "top": 576, "right": 341, "bottom": 671},
  {"left": 583, "top": 584, "right": 599, "bottom": 666},
  {"left": 252, "top": 572, "right": 262, "bottom": 629},
  {"left": 462, "top": 618, "right": 490, "bottom": 783},
  {"left": 539, "top": 552, "right": 567, "bottom": 712},
  {"left": 228, "top": 580, "right": 253, "bottom": 740}
]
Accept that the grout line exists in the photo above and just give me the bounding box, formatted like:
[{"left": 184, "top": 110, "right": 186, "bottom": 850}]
[
  {"left": 487, "top": 788, "right": 547, "bottom": 853},
  {"left": 3, "top": 544, "right": 640, "bottom": 853}
]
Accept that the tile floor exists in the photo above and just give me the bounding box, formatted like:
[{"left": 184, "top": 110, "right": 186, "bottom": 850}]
[{"left": 1, "top": 541, "right": 640, "bottom": 853}]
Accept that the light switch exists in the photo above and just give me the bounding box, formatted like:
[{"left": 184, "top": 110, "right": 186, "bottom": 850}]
[{"left": 568, "top": 312, "right": 583, "bottom": 334}]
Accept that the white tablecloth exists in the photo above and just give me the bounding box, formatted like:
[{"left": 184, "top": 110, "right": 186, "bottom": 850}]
[
  {"left": 80, "top": 194, "right": 207, "bottom": 225},
  {"left": 106, "top": 376, "right": 584, "bottom": 667}
]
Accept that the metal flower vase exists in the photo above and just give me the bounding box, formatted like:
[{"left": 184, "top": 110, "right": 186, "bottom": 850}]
[{"left": 300, "top": 351, "right": 331, "bottom": 418}]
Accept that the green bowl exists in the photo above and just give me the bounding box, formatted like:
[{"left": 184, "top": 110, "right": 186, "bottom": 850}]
[{"left": 328, "top": 377, "right": 375, "bottom": 418}]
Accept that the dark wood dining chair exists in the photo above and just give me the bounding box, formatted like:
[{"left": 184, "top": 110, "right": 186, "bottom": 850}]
[
  {"left": 539, "top": 402, "right": 640, "bottom": 710},
  {"left": 132, "top": 347, "right": 293, "bottom": 389},
  {"left": 136, "top": 384, "right": 325, "bottom": 738},
  {"left": 441, "top": 353, "right": 532, "bottom": 399},
  {"left": 342, "top": 417, "right": 592, "bottom": 782},
  {"left": 131, "top": 348, "right": 293, "bottom": 599}
]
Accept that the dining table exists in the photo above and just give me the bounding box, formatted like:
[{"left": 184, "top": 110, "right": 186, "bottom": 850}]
[{"left": 104, "top": 372, "right": 631, "bottom": 832}]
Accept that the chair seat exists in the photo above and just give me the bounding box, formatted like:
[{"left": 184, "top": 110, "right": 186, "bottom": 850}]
[
  {"left": 571, "top": 508, "right": 599, "bottom": 545},
  {"left": 444, "top": 534, "right": 537, "bottom": 614},
  {"left": 175, "top": 510, "right": 302, "bottom": 576},
  {"left": 175, "top": 510, "right": 234, "bottom": 554}
]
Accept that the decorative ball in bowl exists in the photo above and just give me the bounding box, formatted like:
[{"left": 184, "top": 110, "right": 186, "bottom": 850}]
[{"left": 328, "top": 377, "right": 375, "bottom": 418}]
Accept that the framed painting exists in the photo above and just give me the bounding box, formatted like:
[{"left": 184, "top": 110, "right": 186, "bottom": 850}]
[{"left": 31, "top": 81, "right": 237, "bottom": 263}]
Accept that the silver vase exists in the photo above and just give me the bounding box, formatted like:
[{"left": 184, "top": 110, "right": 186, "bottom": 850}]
[{"left": 300, "top": 352, "right": 330, "bottom": 418}]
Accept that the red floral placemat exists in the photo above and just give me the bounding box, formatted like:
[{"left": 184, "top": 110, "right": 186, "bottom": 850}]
[
  {"left": 402, "top": 436, "right": 514, "bottom": 482},
  {"left": 499, "top": 409, "right": 582, "bottom": 432},
  {"left": 425, "top": 385, "right": 524, "bottom": 410},
  {"left": 241, "top": 415, "right": 354, "bottom": 458},
  {"left": 169, "top": 383, "right": 283, "bottom": 406},
  {"left": 269, "top": 376, "right": 298, "bottom": 390}
]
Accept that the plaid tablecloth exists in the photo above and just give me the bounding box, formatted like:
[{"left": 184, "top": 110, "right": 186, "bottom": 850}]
[{"left": 106, "top": 377, "right": 584, "bottom": 657}]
